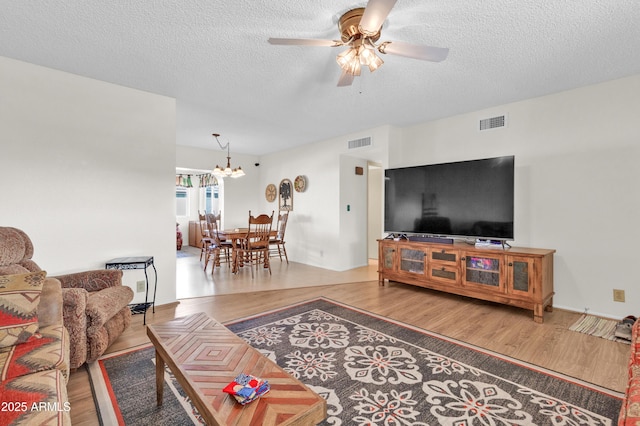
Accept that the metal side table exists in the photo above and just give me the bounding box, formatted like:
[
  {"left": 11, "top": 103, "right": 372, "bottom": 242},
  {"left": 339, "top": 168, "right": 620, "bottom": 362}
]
[{"left": 105, "top": 256, "right": 157, "bottom": 325}]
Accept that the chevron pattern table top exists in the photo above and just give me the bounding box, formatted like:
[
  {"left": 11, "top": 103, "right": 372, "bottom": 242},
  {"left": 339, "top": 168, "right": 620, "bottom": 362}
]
[{"left": 147, "top": 312, "right": 326, "bottom": 425}]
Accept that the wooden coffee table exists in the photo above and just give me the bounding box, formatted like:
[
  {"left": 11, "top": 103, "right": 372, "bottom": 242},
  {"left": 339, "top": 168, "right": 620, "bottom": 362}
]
[{"left": 146, "top": 312, "right": 326, "bottom": 425}]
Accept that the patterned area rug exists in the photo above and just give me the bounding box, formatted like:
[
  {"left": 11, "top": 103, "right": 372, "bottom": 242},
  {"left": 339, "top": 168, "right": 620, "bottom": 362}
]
[
  {"left": 88, "top": 345, "right": 201, "bottom": 425},
  {"left": 89, "top": 298, "right": 623, "bottom": 425}
]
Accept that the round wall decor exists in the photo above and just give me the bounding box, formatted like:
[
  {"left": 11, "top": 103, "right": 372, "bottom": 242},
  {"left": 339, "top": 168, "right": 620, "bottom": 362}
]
[
  {"left": 294, "top": 175, "right": 307, "bottom": 192},
  {"left": 265, "top": 184, "right": 277, "bottom": 202}
]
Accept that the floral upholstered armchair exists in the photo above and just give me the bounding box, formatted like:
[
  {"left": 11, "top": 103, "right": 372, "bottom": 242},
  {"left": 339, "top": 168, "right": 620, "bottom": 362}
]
[{"left": 0, "top": 227, "right": 133, "bottom": 369}]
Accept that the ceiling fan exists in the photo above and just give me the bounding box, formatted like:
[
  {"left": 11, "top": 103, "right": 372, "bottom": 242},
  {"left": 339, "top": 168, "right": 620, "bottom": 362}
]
[{"left": 268, "top": 0, "right": 449, "bottom": 87}]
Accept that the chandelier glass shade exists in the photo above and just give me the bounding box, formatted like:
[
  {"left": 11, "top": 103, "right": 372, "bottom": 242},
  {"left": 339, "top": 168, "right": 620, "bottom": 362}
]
[{"left": 211, "top": 134, "right": 245, "bottom": 178}]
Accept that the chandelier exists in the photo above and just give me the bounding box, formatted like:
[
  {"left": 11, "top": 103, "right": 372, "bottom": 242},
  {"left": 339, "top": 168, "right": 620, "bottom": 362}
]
[{"left": 211, "top": 133, "right": 245, "bottom": 179}]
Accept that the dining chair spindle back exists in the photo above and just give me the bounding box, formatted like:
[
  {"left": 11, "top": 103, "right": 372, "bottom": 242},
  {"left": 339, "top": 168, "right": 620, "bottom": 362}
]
[
  {"left": 203, "top": 217, "right": 232, "bottom": 272},
  {"left": 269, "top": 211, "right": 289, "bottom": 263},
  {"left": 236, "top": 211, "right": 274, "bottom": 278},
  {"left": 198, "top": 212, "right": 214, "bottom": 263}
]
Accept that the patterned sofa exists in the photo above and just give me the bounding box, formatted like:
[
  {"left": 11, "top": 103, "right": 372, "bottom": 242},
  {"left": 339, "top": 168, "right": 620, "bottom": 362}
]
[
  {"left": 620, "top": 319, "right": 640, "bottom": 424},
  {"left": 0, "top": 269, "right": 71, "bottom": 425}
]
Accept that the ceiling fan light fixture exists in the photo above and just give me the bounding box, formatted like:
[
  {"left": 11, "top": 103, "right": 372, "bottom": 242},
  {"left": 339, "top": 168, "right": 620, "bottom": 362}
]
[
  {"left": 349, "top": 58, "right": 362, "bottom": 76},
  {"left": 336, "top": 47, "right": 357, "bottom": 69},
  {"left": 367, "top": 53, "right": 384, "bottom": 72},
  {"left": 338, "top": 41, "right": 383, "bottom": 76},
  {"left": 358, "top": 44, "right": 383, "bottom": 72},
  {"left": 354, "top": 42, "right": 384, "bottom": 72},
  {"left": 268, "top": 0, "right": 448, "bottom": 86},
  {"left": 359, "top": 45, "right": 373, "bottom": 63},
  {"left": 337, "top": 48, "right": 362, "bottom": 75}
]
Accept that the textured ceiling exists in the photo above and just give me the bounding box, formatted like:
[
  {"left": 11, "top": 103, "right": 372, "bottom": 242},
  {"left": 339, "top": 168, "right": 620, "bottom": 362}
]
[{"left": 2, "top": 1, "right": 640, "bottom": 155}]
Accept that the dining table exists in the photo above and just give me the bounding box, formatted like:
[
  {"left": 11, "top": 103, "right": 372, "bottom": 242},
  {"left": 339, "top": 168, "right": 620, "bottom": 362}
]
[{"left": 219, "top": 228, "right": 277, "bottom": 273}]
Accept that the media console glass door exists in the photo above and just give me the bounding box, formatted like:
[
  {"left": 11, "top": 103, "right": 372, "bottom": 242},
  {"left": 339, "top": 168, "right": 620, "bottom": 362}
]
[
  {"left": 399, "top": 247, "right": 427, "bottom": 275},
  {"left": 506, "top": 255, "right": 535, "bottom": 299},
  {"left": 461, "top": 253, "right": 505, "bottom": 292}
]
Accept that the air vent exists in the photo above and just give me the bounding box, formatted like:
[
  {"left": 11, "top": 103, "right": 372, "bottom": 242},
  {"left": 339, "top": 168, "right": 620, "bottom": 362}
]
[
  {"left": 479, "top": 115, "right": 506, "bottom": 131},
  {"left": 348, "top": 137, "right": 372, "bottom": 149}
]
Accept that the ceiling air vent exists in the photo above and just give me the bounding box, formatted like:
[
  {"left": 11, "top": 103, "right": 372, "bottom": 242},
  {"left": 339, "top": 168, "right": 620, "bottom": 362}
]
[
  {"left": 348, "top": 136, "right": 372, "bottom": 149},
  {"left": 479, "top": 114, "right": 507, "bottom": 131}
]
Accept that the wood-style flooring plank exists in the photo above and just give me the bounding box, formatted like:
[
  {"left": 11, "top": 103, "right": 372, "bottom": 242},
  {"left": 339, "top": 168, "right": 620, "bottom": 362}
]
[{"left": 67, "top": 259, "right": 629, "bottom": 425}]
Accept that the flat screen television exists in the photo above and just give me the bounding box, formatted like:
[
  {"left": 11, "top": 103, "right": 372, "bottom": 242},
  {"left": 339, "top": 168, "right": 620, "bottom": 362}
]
[{"left": 384, "top": 156, "right": 514, "bottom": 240}]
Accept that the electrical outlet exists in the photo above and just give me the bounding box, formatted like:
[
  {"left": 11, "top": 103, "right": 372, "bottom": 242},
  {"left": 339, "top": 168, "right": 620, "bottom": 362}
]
[
  {"left": 613, "top": 289, "right": 625, "bottom": 303},
  {"left": 137, "top": 280, "right": 146, "bottom": 293}
]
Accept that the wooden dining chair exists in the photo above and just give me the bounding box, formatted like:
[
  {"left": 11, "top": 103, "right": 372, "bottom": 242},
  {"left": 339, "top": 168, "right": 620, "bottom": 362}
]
[
  {"left": 236, "top": 211, "right": 274, "bottom": 278},
  {"left": 206, "top": 211, "right": 228, "bottom": 243},
  {"left": 269, "top": 211, "right": 289, "bottom": 263},
  {"left": 198, "top": 212, "right": 214, "bottom": 263},
  {"left": 206, "top": 211, "right": 221, "bottom": 229},
  {"left": 203, "top": 216, "right": 232, "bottom": 272}
]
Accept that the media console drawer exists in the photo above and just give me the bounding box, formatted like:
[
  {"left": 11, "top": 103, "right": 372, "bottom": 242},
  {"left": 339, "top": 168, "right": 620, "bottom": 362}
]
[{"left": 378, "top": 239, "right": 555, "bottom": 323}]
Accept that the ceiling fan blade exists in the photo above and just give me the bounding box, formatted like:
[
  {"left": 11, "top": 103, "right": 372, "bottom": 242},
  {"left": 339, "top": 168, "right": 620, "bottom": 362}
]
[
  {"left": 359, "top": 0, "right": 398, "bottom": 35},
  {"left": 379, "top": 41, "right": 449, "bottom": 62},
  {"left": 268, "top": 38, "right": 341, "bottom": 47},
  {"left": 337, "top": 70, "right": 355, "bottom": 87}
]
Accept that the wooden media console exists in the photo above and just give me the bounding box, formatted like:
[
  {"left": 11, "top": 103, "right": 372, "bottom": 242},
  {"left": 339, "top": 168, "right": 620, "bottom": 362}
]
[{"left": 378, "top": 239, "right": 555, "bottom": 323}]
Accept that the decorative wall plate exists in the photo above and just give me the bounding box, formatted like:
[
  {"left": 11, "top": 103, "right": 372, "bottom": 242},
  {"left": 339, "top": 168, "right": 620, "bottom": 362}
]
[
  {"left": 294, "top": 175, "right": 307, "bottom": 192},
  {"left": 265, "top": 184, "right": 277, "bottom": 202}
]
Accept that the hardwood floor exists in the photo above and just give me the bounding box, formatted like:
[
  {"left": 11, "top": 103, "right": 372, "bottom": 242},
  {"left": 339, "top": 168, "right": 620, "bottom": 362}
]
[
  {"left": 175, "top": 245, "right": 379, "bottom": 299},
  {"left": 67, "top": 252, "right": 630, "bottom": 425}
]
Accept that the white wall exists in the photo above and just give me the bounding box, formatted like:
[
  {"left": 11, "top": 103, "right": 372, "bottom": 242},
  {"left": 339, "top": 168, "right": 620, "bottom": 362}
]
[
  {"left": 252, "top": 126, "right": 390, "bottom": 271},
  {"left": 338, "top": 155, "right": 369, "bottom": 270},
  {"left": 0, "top": 56, "right": 177, "bottom": 306},
  {"left": 399, "top": 74, "right": 640, "bottom": 318},
  {"left": 205, "top": 74, "right": 639, "bottom": 317},
  {"left": 254, "top": 141, "right": 342, "bottom": 269},
  {"left": 13, "top": 47, "right": 632, "bottom": 319}
]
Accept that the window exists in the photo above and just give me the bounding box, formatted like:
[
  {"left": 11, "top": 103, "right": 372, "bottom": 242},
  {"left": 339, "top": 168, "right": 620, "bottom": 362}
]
[
  {"left": 204, "top": 186, "right": 220, "bottom": 213},
  {"left": 205, "top": 187, "right": 212, "bottom": 213},
  {"left": 176, "top": 188, "right": 189, "bottom": 216}
]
